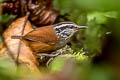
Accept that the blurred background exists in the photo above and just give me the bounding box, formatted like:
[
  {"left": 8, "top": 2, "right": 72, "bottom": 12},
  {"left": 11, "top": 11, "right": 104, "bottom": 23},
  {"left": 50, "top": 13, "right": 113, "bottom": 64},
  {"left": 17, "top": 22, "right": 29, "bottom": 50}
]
[{"left": 0, "top": 0, "right": 120, "bottom": 80}]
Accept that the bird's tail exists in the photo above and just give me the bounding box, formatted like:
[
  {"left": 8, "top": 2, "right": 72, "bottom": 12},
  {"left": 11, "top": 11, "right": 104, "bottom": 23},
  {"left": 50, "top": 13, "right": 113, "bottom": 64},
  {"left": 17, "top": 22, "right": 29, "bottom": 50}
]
[{"left": 11, "top": 36, "right": 23, "bottom": 39}]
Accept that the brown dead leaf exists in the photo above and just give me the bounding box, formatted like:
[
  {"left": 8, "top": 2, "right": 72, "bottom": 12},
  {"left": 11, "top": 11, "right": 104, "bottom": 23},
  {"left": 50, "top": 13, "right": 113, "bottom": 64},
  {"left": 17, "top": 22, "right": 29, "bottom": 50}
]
[
  {"left": 0, "top": 43, "right": 8, "bottom": 57},
  {"left": 2, "top": 0, "right": 58, "bottom": 26},
  {"left": 3, "top": 17, "right": 40, "bottom": 73}
]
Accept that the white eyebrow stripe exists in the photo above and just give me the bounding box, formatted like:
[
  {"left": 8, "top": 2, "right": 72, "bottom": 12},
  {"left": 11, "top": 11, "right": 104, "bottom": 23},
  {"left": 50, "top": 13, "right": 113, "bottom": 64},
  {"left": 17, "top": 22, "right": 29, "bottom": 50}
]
[{"left": 54, "top": 24, "right": 75, "bottom": 30}]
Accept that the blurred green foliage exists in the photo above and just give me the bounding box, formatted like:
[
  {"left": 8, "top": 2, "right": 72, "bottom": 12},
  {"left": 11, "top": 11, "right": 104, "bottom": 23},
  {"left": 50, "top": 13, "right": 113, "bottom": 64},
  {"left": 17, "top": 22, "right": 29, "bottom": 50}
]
[
  {"left": 52, "top": 0, "right": 120, "bottom": 80},
  {"left": 53, "top": 0, "right": 120, "bottom": 56},
  {"left": 0, "top": 14, "right": 16, "bottom": 24},
  {"left": 0, "top": 0, "right": 120, "bottom": 80},
  {"left": 0, "top": 59, "right": 17, "bottom": 80},
  {"left": 0, "top": 14, "right": 16, "bottom": 34},
  {"left": 49, "top": 49, "right": 88, "bottom": 72},
  {"left": 83, "top": 66, "right": 114, "bottom": 80}
]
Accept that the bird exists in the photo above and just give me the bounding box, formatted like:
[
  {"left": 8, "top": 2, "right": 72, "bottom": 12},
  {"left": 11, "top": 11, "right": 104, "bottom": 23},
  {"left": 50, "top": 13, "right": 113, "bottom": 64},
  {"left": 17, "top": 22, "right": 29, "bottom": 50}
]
[{"left": 11, "top": 22, "right": 87, "bottom": 54}]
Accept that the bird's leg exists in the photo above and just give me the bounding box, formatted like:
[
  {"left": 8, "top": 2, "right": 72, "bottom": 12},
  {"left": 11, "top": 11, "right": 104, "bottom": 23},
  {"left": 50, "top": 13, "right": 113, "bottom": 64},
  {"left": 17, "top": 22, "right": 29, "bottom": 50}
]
[
  {"left": 36, "top": 49, "right": 66, "bottom": 66},
  {"left": 46, "top": 57, "right": 54, "bottom": 67},
  {"left": 46, "top": 49, "right": 71, "bottom": 66},
  {"left": 36, "top": 45, "right": 71, "bottom": 66},
  {"left": 36, "top": 50, "right": 63, "bottom": 57},
  {"left": 36, "top": 45, "right": 71, "bottom": 57}
]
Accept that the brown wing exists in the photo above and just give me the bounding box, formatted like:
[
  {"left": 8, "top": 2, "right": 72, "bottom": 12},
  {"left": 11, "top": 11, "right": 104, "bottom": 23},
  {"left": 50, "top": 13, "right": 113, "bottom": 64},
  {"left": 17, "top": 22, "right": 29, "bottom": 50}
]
[
  {"left": 22, "top": 25, "right": 58, "bottom": 53},
  {"left": 24, "top": 25, "right": 58, "bottom": 45},
  {"left": 26, "top": 41, "right": 57, "bottom": 53}
]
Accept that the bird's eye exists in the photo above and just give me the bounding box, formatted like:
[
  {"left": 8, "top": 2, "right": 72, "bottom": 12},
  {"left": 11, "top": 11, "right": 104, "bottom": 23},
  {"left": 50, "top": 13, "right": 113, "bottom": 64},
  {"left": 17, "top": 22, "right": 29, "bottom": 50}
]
[{"left": 70, "top": 25, "right": 74, "bottom": 28}]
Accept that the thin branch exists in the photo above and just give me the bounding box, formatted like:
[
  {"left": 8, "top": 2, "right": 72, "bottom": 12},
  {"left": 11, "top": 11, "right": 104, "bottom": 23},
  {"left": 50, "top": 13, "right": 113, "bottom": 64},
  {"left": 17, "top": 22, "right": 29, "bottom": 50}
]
[{"left": 16, "top": 12, "right": 30, "bottom": 66}]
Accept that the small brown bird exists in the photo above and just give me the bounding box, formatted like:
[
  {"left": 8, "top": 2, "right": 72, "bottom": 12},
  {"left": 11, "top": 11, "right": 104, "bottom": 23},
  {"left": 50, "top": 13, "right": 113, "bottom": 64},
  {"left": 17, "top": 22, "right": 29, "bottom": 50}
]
[{"left": 11, "top": 22, "right": 87, "bottom": 54}]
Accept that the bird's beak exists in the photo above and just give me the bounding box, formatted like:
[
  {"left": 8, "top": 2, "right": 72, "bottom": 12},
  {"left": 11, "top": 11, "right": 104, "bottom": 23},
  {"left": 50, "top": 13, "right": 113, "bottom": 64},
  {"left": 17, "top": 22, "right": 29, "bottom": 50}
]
[{"left": 77, "top": 26, "right": 88, "bottom": 29}]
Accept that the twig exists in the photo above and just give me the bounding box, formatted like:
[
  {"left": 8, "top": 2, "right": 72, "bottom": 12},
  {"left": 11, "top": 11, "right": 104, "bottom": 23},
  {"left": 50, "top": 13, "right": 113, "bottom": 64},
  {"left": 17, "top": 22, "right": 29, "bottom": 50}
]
[{"left": 16, "top": 12, "right": 30, "bottom": 66}]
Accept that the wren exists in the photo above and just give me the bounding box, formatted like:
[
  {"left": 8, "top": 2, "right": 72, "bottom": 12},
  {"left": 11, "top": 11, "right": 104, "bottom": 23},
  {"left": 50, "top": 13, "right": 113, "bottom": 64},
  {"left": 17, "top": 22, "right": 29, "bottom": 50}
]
[{"left": 12, "top": 22, "right": 87, "bottom": 54}]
